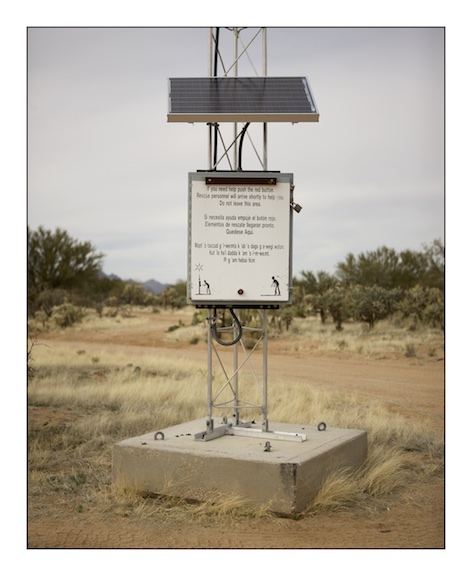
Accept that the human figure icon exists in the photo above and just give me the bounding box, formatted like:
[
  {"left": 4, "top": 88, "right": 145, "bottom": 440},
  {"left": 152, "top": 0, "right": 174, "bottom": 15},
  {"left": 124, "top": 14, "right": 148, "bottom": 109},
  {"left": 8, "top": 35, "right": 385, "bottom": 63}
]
[
  {"left": 271, "top": 276, "right": 280, "bottom": 296},
  {"left": 204, "top": 280, "right": 211, "bottom": 295}
]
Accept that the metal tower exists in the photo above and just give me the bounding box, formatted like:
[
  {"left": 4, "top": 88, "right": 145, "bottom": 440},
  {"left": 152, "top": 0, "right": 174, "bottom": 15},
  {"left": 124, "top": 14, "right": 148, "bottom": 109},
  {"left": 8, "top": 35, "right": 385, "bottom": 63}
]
[{"left": 167, "top": 27, "right": 318, "bottom": 442}]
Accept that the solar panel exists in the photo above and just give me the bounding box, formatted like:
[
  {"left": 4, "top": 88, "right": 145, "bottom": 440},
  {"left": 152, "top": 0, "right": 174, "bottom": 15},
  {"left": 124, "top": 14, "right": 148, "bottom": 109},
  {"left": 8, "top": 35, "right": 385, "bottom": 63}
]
[{"left": 167, "top": 77, "right": 319, "bottom": 123}]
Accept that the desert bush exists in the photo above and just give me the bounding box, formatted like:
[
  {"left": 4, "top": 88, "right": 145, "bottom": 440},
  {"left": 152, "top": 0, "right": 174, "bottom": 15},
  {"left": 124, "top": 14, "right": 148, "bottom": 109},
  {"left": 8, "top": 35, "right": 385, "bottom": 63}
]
[
  {"left": 32, "top": 288, "right": 70, "bottom": 317},
  {"left": 349, "top": 285, "right": 402, "bottom": 329},
  {"left": 405, "top": 343, "right": 417, "bottom": 357},
  {"left": 50, "top": 302, "right": 85, "bottom": 328},
  {"left": 398, "top": 286, "right": 445, "bottom": 330},
  {"left": 318, "top": 284, "right": 352, "bottom": 330},
  {"left": 120, "top": 283, "right": 146, "bottom": 305}
]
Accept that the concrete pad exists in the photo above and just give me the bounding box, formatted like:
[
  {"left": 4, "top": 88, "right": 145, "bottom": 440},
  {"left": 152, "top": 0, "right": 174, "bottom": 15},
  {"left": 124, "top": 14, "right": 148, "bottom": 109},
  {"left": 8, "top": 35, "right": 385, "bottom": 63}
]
[{"left": 112, "top": 418, "right": 367, "bottom": 515}]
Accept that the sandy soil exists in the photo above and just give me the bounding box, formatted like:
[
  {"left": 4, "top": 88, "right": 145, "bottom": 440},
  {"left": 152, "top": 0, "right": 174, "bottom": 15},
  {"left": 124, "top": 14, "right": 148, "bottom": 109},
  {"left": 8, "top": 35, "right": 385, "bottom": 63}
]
[{"left": 28, "top": 310, "right": 445, "bottom": 549}]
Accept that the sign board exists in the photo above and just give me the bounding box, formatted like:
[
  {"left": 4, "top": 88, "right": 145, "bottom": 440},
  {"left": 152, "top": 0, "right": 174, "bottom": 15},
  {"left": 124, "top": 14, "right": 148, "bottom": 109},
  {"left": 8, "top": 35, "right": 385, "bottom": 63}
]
[{"left": 188, "top": 171, "right": 293, "bottom": 307}]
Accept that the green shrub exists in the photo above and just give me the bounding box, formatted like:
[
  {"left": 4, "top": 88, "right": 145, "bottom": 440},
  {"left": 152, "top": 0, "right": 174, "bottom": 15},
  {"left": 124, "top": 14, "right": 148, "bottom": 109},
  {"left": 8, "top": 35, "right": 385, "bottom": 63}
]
[{"left": 51, "top": 302, "right": 85, "bottom": 328}]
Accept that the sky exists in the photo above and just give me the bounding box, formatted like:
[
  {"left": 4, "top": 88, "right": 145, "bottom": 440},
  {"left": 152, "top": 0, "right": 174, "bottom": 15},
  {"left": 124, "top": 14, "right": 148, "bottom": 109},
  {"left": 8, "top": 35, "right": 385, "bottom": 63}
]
[{"left": 27, "top": 26, "right": 445, "bottom": 285}]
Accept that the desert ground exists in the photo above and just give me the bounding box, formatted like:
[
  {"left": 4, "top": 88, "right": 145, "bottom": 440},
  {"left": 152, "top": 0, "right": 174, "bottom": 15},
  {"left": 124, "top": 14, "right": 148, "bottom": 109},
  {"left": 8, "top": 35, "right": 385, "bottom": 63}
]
[{"left": 27, "top": 307, "right": 444, "bottom": 550}]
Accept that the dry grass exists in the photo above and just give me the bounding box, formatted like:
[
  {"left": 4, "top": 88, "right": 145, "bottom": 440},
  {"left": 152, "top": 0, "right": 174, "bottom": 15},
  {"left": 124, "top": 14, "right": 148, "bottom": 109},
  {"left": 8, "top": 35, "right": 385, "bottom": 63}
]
[
  {"left": 284, "top": 315, "right": 444, "bottom": 359},
  {"left": 28, "top": 327, "right": 444, "bottom": 523}
]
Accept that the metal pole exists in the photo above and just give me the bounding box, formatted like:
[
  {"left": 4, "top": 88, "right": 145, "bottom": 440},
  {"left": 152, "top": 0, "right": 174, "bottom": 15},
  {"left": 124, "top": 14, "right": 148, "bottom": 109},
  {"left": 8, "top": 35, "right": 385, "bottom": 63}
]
[
  {"left": 262, "top": 27, "right": 267, "bottom": 76},
  {"left": 208, "top": 28, "right": 213, "bottom": 169},
  {"left": 262, "top": 27, "right": 268, "bottom": 170},
  {"left": 208, "top": 127, "right": 213, "bottom": 170},
  {"left": 262, "top": 309, "right": 268, "bottom": 431},
  {"left": 233, "top": 28, "right": 239, "bottom": 417},
  {"left": 208, "top": 27, "right": 213, "bottom": 76},
  {"left": 207, "top": 309, "right": 213, "bottom": 432},
  {"left": 234, "top": 28, "right": 239, "bottom": 170},
  {"left": 233, "top": 315, "right": 239, "bottom": 425},
  {"left": 212, "top": 28, "right": 220, "bottom": 170}
]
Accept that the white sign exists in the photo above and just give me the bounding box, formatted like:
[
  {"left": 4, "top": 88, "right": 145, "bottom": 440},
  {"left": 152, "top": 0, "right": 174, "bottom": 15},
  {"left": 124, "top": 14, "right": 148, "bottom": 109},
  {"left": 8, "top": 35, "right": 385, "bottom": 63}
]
[{"left": 188, "top": 172, "right": 293, "bottom": 306}]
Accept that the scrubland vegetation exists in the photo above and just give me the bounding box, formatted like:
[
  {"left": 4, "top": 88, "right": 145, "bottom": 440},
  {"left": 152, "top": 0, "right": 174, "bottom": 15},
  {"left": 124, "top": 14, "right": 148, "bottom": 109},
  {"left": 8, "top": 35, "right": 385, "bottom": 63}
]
[
  {"left": 28, "top": 226, "right": 444, "bottom": 334},
  {"left": 27, "top": 227, "right": 444, "bottom": 533}
]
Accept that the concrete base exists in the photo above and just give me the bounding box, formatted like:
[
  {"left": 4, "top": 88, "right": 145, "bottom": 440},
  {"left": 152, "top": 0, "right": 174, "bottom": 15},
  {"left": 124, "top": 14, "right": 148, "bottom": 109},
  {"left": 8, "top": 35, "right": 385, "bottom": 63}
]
[{"left": 112, "top": 418, "right": 367, "bottom": 515}]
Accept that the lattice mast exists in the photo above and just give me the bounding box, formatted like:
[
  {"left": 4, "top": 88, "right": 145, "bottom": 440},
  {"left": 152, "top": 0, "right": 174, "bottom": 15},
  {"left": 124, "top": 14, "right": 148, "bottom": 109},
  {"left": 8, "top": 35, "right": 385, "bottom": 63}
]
[
  {"left": 167, "top": 27, "right": 318, "bottom": 441},
  {"left": 194, "top": 29, "right": 297, "bottom": 441}
]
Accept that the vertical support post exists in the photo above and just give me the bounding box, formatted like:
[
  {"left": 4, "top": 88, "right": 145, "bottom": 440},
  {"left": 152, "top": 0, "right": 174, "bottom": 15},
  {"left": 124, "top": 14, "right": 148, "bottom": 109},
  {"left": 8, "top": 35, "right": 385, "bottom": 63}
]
[
  {"left": 262, "top": 309, "right": 269, "bottom": 432},
  {"left": 208, "top": 27, "right": 214, "bottom": 76},
  {"left": 263, "top": 126, "right": 268, "bottom": 171},
  {"left": 233, "top": 319, "right": 239, "bottom": 425},
  {"left": 208, "top": 28, "right": 213, "bottom": 170},
  {"left": 233, "top": 28, "right": 239, "bottom": 171},
  {"left": 208, "top": 125, "right": 213, "bottom": 170},
  {"left": 262, "top": 27, "right": 268, "bottom": 171},
  {"left": 206, "top": 308, "right": 214, "bottom": 432},
  {"left": 262, "top": 27, "right": 267, "bottom": 76}
]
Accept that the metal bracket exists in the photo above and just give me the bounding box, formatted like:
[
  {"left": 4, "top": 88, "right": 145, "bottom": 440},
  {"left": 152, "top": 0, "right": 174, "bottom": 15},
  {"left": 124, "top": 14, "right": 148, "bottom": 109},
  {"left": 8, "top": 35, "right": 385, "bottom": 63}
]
[{"left": 195, "top": 422, "right": 307, "bottom": 442}]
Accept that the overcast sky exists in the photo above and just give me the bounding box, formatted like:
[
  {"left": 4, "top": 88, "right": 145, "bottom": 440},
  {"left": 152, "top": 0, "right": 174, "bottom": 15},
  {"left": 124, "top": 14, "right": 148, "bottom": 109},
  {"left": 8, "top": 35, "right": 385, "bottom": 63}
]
[{"left": 27, "top": 27, "right": 444, "bottom": 285}]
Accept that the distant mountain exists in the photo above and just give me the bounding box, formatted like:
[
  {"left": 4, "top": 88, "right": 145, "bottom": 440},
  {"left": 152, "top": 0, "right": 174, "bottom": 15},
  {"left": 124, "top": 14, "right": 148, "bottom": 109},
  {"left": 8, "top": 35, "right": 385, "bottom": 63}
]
[
  {"left": 142, "top": 279, "right": 169, "bottom": 294},
  {"left": 99, "top": 271, "right": 170, "bottom": 294},
  {"left": 108, "top": 273, "right": 122, "bottom": 281}
]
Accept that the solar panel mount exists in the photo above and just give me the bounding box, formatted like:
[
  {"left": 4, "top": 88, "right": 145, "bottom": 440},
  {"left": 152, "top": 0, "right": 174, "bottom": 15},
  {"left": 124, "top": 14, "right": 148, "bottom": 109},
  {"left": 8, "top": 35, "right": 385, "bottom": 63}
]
[{"left": 168, "top": 76, "right": 319, "bottom": 123}]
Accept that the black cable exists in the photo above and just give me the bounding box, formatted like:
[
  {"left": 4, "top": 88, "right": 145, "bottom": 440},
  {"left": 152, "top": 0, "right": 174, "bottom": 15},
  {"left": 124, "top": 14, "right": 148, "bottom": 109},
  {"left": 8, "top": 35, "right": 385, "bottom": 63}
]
[
  {"left": 238, "top": 122, "right": 251, "bottom": 171},
  {"left": 213, "top": 27, "right": 220, "bottom": 76},
  {"left": 211, "top": 308, "right": 243, "bottom": 346},
  {"left": 213, "top": 123, "right": 219, "bottom": 169}
]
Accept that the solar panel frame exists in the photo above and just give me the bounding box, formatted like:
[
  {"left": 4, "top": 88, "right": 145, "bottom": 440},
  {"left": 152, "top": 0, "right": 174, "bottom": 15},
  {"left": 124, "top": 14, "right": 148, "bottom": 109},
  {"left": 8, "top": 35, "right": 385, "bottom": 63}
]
[{"left": 168, "top": 77, "right": 319, "bottom": 123}]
